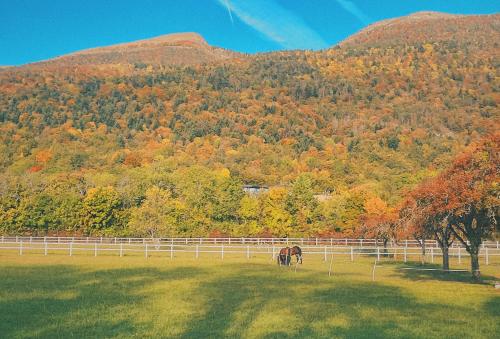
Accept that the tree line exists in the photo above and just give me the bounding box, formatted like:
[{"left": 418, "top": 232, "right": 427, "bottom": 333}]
[{"left": 359, "top": 134, "right": 499, "bottom": 280}]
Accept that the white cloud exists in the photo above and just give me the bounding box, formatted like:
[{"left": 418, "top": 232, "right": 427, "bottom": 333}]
[
  {"left": 216, "top": 0, "right": 328, "bottom": 50},
  {"left": 222, "top": 0, "right": 234, "bottom": 25},
  {"left": 335, "top": 0, "right": 371, "bottom": 25}
]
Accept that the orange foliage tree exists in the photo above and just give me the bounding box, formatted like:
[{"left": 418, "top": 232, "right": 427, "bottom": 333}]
[
  {"left": 401, "top": 134, "right": 499, "bottom": 279},
  {"left": 358, "top": 196, "right": 398, "bottom": 253},
  {"left": 443, "top": 134, "right": 499, "bottom": 280}
]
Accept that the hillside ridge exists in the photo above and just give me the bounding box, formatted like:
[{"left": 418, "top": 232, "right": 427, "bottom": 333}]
[
  {"left": 68, "top": 32, "right": 209, "bottom": 57},
  {"left": 22, "top": 32, "right": 238, "bottom": 68},
  {"left": 340, "top": 11, "right": 500, "bottom": 47}
]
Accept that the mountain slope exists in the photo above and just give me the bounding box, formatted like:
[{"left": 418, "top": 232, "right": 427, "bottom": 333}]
[
  {"left": 22, "top": 32, "right": 240, "bottom": 68},
  {"left": 340, "top": 11, "right": 500, "bottom": 48},
  {"left": 0, "top": 12, "right": 498, "bottom": 236}
]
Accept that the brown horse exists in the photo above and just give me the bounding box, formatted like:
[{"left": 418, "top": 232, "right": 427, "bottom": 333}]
[
  {"left": 291, "top": 245, "right": 303, "bottom": 264},
  {"left": 277, "top": 246, "right": 303, "bottom": 266}
]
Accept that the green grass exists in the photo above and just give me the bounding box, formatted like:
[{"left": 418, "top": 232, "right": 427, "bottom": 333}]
[{"left": 0, "top": 251, "right": 499, "bottom": 338}]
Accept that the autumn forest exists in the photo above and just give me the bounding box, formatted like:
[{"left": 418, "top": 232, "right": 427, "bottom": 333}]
[{"left": 0, "top": 12, "right": 498, "bottom": 246}]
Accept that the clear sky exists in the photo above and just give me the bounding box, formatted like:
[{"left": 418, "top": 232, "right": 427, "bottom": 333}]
[{"left": 1, "top": 0, "right": 498, "bottom": 66}]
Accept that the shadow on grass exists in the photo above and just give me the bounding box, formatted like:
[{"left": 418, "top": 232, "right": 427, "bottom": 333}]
[
  {"left": 0, "top": 265, "right": 204, "bottom": 338},
  {"left": 1, "top": 261, "right": 498, "bottom": 338},
  {"left": 483, "top": 296, "right": 500, "bottom": 317},
  {"left": 384, "top": 261, "right": 498, "bottom": 284},
  {"left": 179, "top": 263, "right": 494, "bottom": 338}
]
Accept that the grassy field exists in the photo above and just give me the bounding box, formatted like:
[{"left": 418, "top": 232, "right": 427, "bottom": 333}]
[{"left": 0, "top": 251, "right": 499, "bottom": 338}]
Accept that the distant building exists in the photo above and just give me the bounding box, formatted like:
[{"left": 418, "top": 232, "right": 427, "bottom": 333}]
[{"left": 243, "top": 185, "right": 269, "bottom": 196}]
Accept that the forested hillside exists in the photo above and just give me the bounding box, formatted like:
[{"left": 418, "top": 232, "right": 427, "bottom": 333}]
[{"left": 0, "top": 12, "right": 498, "bottom": 237}]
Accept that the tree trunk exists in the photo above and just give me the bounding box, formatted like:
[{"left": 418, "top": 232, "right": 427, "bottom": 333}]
[
  {"left": 442, "top": 245, "right": 449, "bottom": 271},
  {"left": 470, "top": 250, "right": 480, "bottom": 281},
  {"left": 383, "top": 238, "right": 388, "bottom": 257},
  {"left": 421, "top": 240, "right": 426, "bottom": 264}
]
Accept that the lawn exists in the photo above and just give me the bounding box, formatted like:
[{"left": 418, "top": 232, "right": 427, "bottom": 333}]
[{"left": 0, "top": 251, "right": 498, "bottom": 338}]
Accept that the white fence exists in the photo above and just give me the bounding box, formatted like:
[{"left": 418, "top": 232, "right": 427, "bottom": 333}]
[
  {"left": 0, "top": 241, "right": 498, "bottom": 265},
  {"left": 1, "top": 236, "right": 499, "bottom": 248}
]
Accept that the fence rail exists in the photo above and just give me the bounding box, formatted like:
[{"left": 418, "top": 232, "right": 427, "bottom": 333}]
[
  {"left": 1, "top": 241, "right": 498, "bottom": 265},
  {"left": 1, "top": 236, "right": 499, "bottom": 248}
]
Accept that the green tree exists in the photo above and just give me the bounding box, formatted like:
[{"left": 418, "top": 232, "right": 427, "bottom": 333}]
[
  {"left": 236, "top": 195, "right": 263, "bottom": 236},
  {"left": 286, "top": 174, "right": 319, "bottom": 234},
  {"left": 82, "top": 186, "right": 124, "bottom": 235},
  {"left": 17, "top": 194, "right": 57, "bottom": 235},
  {"left": 212, "top": 176, "right": 244, "bottom": 223},
  {"left": 128, "top": 186, "right": 186, "bottom": 238},
  {"left": 262, "top": 187, "right": 293, "bottom": 237}
]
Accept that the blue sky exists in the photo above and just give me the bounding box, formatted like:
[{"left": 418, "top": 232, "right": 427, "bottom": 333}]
[{"left": 1, "top": 0, "right": 498, "bottom": 66}]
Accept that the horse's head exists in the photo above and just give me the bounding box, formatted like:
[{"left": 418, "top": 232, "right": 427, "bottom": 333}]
[{"left": 291, "top": 246, "right": 303, "bottom": 264}]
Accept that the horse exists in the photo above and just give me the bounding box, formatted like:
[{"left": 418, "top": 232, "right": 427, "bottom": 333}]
[
  {"left": 290, "top": 245, "right": 303, "bottom": 264},
  {"left": 277, "top": 246, "right": 303, "bottom": 266}
]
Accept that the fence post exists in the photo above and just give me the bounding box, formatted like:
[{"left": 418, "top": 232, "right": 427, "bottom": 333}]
[
  {"left": 404, "top": 247, "right": 407, "bottom": 262},
  {"left": 19, "top": 241, "right": 23, "bottom": 255},
  {"left": 221, "top": 244, "right": 224, "bottom": 260},
  {"left": 170, "top": 244, "right": 174, "bottom": 259},
  {"left": 372, "top": 260, "right": 377, "bottom": 281},
  {"left": 44, "top": 241, "right": 48, "bottom": 256},
  {"left": 94, "top": 243, "right": 97, "bottom": 257},
  {"left": 497, "top": 241, "right": 499, "bottom": 249},
  {"left": 247, "top": 245, "right": 250, "bottom": 259},
  {"left": 360, "top": 239, "right": 363, "bottom": 247},
  {"left": 350, "top": 246, "right": 354, "bottom": 261},
  {"left": 405, "top": 240, "right": 408, "bottom": 248},
  {"left": 145, "top": 244, "right": 148, "bottom": 258},
  {"left": 69, "top": 242, "right": 73, "bottom": 256},
  {"left": 120, "top": 243, "right": 123, "bottom": 257},
  {"left": 196, "top": 244, "right": 199, "bottom": 259},
  {"left": 431, "top": 247, "right": 434, "bottom": 263},
  {"left": 328, "top": 252, "right": 334, "bottom": 277},
  {"left": 377, "top": 247, "right": 380, "bottom": 261},
  {"left": 324, "top": 246, "right": 327, "bottom": 261}
]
